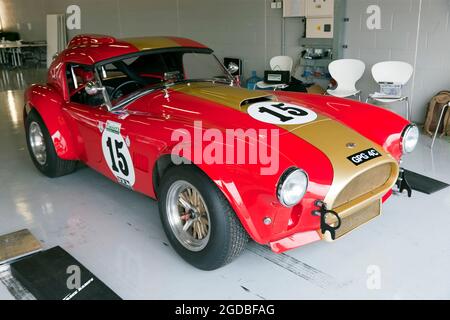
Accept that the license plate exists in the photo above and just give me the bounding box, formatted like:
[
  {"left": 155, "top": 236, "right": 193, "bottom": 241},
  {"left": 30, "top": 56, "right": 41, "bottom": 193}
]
[{"left": 347, "top": 148, "right": 381, "bottom": 166}]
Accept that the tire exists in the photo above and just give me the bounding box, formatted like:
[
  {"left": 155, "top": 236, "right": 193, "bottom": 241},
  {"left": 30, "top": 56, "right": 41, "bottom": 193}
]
[
  {"left": 25, "top": 109, "right": 77, "bottom": 178},
  {"left": 158, "top": 165, "right": 248, "bottom": 270}
]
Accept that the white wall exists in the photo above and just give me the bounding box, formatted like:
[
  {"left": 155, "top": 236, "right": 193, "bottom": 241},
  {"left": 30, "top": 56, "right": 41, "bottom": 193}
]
[
  {"left": 414, "top": 0, "right": 450, "bottom": 123},
  {"left": 44, "top": 0, "right": 303, "bottom": 81},
  {"left": 344, "top": 0, "right": 450, "bottom": 123},
  {"left": 0, "top": 0, "right": 48, "bottom": 41}
]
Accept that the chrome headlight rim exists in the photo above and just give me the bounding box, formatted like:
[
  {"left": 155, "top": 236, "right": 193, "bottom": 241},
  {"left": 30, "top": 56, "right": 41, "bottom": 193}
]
[
  {"left": 277, "top": 167, "right": 309, "bottom": 208},
  {"left": 401, "top": 124, "right": 419, "bottom": 154}
]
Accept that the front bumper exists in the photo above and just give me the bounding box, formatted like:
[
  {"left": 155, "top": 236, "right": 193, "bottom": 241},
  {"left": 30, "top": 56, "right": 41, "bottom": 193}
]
[
  {"left": 269, "top": 167, "right": 411, "bottom": 254},
  {"left": 269, "top": 200, "right": 382, "bottom": 253}
]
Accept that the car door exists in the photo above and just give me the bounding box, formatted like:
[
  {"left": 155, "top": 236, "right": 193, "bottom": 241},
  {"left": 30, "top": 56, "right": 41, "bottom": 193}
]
[
  {"left": 65, "top": 61, "right": 161, "bottom": 197},
  {"left": 63, "top": 63, "right": 138, "bottom": 190}
]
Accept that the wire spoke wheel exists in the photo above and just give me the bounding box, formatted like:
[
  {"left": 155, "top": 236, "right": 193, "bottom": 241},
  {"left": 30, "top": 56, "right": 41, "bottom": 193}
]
[
  {"left": 166, "top": 180, "right": 211, "bottom": 252},
  {"left": 28, "top": 121, "right": 47, "bottom": 165}
]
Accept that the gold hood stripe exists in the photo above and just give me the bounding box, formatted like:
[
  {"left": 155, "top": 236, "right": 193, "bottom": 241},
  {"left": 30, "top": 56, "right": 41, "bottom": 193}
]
[
  {"left": 171, "top": 82, "right": 275, "bottom": 109},
  {"left": 172, "top": 82, "right": 330, "bottom": 127},
  {"left": 121, "top": 37, "right": 180, "bottom": 51}
]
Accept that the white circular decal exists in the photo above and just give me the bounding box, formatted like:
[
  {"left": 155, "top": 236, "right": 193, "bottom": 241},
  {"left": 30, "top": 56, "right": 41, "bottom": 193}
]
[
  {"left": 101, "top": 120, "right": 135, "bottom": 188},
  {"left": 247, "top": 102, "right": 317, "bottom": 125}
]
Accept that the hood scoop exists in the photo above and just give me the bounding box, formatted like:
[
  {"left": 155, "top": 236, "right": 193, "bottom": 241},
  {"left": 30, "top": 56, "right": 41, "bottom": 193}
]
[{"left": 240, "top": 95, "right": 276, "bottom": 107}]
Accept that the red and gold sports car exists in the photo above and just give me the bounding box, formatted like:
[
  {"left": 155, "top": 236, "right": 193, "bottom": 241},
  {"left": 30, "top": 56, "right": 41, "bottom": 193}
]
[{"left": 24, "top": 35, "right": 418, "bottom": 270}]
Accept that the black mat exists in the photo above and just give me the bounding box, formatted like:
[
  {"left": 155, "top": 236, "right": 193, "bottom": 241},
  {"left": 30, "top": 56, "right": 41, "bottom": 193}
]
[
  {"left": 10, "top": 246, "right": 121, "bottom": 300},
  {"left": 404, "top": 170, "right": 449, "bottom": 195}
]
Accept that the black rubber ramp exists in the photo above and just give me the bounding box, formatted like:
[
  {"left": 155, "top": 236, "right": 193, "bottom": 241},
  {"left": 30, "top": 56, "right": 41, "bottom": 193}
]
[
  {"left": 404, "top": 170, "right": 449, "bottom": 195},
  {"left": 10, "top": 246, "right": 121, "bottom": 300}
]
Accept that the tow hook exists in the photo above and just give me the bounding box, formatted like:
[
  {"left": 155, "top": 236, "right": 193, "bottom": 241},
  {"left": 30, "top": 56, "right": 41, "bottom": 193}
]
[
  {"left": 396, "top": 168, "right": 412, "bottom": 198},
  {"left": 312, "top": 200, "right": 342, "bottom": 241}
]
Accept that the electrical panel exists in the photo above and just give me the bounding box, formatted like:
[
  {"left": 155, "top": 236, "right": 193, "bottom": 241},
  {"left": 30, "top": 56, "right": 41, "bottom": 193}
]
[
  {"left": 299, "top": 0, "right": 346, "bottom": 83},
  {"left": 282, "top": 0, "right": 306, "bottom": 17},
  {"left": 304, "top": 0, "right": 335, "bottom": 39},
  {"left": 306, "top": 18, "right": 334, "bottom": 38},
  {"left": 306, "top": 0, "right": 334, "bottom": 17}
]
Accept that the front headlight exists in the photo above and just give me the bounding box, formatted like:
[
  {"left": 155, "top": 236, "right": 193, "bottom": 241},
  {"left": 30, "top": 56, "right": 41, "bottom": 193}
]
[
  {"left": 277, "top": 168, "right": 309, "bottom": 207},
  {"left": 402, "top": 124, "right": 419, "bottom": 154}
]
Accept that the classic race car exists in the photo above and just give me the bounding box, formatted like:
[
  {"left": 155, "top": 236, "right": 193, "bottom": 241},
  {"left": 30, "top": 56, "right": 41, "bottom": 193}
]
[{"left": 24, "top": 34, "right": 419, "bottom": 270}]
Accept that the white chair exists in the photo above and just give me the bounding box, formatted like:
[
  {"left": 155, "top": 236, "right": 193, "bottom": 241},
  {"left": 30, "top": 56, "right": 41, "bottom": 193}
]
[
  {"left": 326, "top": 59, "right": 365, "bottom": 100},
  {"left": 366, "top": 61, "right": 414, "bottom": 121},
  {"left": 270, "top": 56, "right": 293, "bottom": 72},
  {"left": 431, "top": 102, "right": 449, "bottom": 149},
  {"left": 256, "top": 56, "right": 293, "bottom": 91}
]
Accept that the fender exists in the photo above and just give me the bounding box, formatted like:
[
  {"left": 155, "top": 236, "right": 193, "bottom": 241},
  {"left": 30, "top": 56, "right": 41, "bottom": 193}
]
[
  {"left": 153, "top": 130, "right": 331, "bottom": 245},
  {"left": 25, "top": 84, "right": 78, "bottom": 160},
  {"left": 154, "top": 150, "right": 287, "bottom": 244}
]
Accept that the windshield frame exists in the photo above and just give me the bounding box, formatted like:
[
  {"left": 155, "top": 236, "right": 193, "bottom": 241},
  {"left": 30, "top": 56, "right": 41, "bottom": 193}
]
[{"left": 93, "top": 46, "right": 234, "bottom": 111}]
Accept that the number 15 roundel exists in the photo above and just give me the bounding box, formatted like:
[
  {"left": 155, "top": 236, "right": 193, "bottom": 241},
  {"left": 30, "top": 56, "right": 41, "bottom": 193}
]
[
  {"left": 247, "top": 102, "right": 317, "bottom": 125},
  {"left": 101, "top": 120, "right": 135, "bottom": 188}
]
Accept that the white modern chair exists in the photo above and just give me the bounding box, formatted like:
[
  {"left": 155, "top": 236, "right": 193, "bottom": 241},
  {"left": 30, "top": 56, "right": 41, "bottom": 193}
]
[
  {"left": 326, "top": 59, "right": 365, "bottom": 100},
  {"left": 366, "top": 61, "right": 414, "bottom": 121},
  {"left": 269, "top": 56, "right": 294, "bottom": 72},
  {"left": 256, "top": 56, "right": 293, "bottom": 91}
]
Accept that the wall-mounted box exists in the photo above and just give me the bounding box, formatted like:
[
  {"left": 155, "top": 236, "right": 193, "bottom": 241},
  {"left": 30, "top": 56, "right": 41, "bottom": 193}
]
[
  {"left": 283, "top": 0, "right": 306, "bottom": 17},
  {"left": 306, "top": 0, "right": 334, "bottom": 17},
  {"left": 306, "top": 17, "right": 334, "bottom": 38}
]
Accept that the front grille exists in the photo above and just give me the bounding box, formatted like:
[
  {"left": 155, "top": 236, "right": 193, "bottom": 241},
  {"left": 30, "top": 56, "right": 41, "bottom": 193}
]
[
  {"left": 326, "top": 200, "right": 381, "bottom": 239},
  {"left": 333, "top": 163, "right": 393, "bottom": 209}
]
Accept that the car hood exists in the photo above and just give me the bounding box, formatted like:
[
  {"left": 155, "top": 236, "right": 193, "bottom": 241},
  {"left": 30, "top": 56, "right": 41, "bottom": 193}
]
[
  {"left": 170, "top": 82, "right": 337, "bottom": 132},
  {"left": 167, "top": 82, "right": 400, "bottom": 209}
]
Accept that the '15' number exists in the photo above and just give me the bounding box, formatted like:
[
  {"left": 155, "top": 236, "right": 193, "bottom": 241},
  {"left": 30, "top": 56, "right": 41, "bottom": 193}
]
[
  {"left": 259, "top": 103, "right": 308, "bottom": 123},
  {"left": 106, "top": 137, "right": 129, "bottom": 176}
]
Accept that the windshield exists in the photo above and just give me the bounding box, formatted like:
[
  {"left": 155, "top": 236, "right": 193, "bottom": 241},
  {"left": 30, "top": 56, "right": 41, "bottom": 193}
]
[
  {"left": 96, "top": 50, "right": 232, "bottom": 107},
  {"left": 182, "top": 53, "right": 229, "bottom": 81}
]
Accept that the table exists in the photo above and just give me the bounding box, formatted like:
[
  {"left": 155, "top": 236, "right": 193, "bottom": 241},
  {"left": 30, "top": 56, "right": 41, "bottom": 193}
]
[{"left": 0, "top": 42, "right": 47, "bottom": 68}]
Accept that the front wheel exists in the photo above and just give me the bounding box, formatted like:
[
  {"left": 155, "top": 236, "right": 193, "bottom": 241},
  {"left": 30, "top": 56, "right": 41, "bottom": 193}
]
[
  {"left": 158, "top": 165, "right": 248, "bottom": 270},
  {"left": 25, "top": 109, "right": 77, "bottom": 178}
]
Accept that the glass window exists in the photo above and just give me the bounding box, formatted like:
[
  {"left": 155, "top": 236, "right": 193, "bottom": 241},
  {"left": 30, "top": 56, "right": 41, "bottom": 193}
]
[
  {"left": 96, "top": 50, "right": 232, "bottom": 107},
  {"left": 182, "top": 53, "right": 226, "bottom": 80}
]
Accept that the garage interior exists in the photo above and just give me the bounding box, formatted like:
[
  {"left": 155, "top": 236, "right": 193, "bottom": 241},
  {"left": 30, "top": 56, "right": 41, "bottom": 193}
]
[{"left": 0, "top": 0, "right": 449, "bottom": 300}]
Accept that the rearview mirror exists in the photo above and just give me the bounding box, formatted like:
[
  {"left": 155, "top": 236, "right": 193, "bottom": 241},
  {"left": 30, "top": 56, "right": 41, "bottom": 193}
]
[
  {"left": 85, "top": 81, "right": 105, "bottom": 96},
  {"left": 227, "top": 62, "right": 239, "bottom": 75}
]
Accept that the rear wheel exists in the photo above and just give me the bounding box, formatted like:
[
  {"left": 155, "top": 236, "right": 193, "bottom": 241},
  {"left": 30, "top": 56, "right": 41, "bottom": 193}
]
[
  {"left": 25, "top": 109, "right": 77, "bottom": 178},
  {"left": 158, "top": 165, "right": 248, "bottom": 270}
]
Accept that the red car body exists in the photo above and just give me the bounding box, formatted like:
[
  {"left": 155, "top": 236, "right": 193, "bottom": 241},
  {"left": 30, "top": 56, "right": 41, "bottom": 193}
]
[{"left": 25, "top": 35, "right": 410, "bottom": 254}]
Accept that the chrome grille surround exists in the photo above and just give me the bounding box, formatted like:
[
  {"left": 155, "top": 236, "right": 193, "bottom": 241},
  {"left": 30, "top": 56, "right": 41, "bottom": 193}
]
[{"left": 322, "top": 161, "right": 399, "bottom": 241}]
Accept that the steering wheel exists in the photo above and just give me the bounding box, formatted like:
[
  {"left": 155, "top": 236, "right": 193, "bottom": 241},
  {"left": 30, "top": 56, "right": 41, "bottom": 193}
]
[{"left": 110, "top": 80, "right": 143, "bottom": 100}]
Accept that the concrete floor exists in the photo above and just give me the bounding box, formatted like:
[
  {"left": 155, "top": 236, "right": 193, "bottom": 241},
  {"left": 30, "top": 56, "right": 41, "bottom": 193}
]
[{"left": 0, "top": 68, "right": 449, "bottom": 300}]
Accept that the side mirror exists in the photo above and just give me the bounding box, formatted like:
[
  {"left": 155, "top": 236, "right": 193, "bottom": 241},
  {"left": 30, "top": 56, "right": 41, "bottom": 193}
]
[
  {"left": 227, "top": 62, "right": 239, "bottom": 75},
  {"left": 85, "top": 81, "right": 105, "bottom": 96}
]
